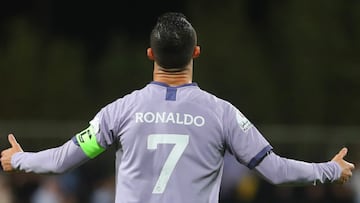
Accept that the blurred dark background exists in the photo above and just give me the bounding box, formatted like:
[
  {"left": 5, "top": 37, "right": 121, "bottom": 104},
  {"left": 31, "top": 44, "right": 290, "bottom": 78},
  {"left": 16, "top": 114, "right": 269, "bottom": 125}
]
[{"left": 0, "top": 0, "right": 360, "bottom": 203}]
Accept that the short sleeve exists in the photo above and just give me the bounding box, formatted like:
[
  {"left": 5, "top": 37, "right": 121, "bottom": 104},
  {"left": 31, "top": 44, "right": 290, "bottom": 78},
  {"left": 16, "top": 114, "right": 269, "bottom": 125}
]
[{"left": 224, "top": 104, "right": 272, "bottom": 169}]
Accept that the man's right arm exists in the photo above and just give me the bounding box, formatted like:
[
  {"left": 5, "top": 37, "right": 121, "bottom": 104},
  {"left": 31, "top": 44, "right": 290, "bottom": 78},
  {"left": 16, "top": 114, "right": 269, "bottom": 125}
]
[
  {"left": 254, "top": 147, "right": 355, "bottom": 185},
  {"left": 222, "top": 104, "right": 355, "bottom": 186}
]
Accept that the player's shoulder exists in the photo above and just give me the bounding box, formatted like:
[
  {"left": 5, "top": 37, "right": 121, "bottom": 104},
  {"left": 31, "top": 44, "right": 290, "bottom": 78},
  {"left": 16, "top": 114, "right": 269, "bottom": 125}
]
[
  {"left": 197, "top": 88, "right": 234, "bottom": 108},
  {"left": 195, "top": 87, "right": 238, "bottom": 116}
]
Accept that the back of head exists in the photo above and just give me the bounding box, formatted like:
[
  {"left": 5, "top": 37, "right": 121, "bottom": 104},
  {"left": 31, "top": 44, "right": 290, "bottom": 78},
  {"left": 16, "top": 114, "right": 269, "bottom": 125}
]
[{"left": 150, "top": 12, "right": 197, "bottom": 71}]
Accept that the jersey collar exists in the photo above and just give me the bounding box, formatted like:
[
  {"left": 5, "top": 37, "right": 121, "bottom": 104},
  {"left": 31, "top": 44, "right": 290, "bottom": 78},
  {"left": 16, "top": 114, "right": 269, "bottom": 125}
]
[{"left": 150, "top": 81, "right": 198, "bottom": 88}]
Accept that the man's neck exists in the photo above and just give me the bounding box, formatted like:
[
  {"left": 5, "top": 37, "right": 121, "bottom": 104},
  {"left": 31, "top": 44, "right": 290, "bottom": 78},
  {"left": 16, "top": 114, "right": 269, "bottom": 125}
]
[{"left": 153, "top": 63, "right": 193, "bottom": 86}]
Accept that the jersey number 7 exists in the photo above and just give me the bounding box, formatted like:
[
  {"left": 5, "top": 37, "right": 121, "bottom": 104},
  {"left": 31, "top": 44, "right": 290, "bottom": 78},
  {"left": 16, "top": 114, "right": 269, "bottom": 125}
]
[{"left": 147, "top": 134, "right": 189, "bottom": 194}]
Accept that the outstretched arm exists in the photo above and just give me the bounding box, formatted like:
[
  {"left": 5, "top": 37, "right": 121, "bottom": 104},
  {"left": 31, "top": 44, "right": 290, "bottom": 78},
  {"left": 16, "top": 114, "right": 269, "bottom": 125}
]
[
  {"left": 1, "top": 134, "right": 89, "bottom": 174},
  {"left": 254, "top": 147, "right": 355, "bottom": 185}
]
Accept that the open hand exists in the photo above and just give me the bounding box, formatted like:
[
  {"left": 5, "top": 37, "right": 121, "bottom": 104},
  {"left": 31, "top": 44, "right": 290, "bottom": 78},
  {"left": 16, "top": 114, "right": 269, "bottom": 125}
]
[
  {"left": 1, "top": 134, "right": 23, "bottom": 172},
  {"left": 332, "top": 147, "right": 355, "bottom": 184}
]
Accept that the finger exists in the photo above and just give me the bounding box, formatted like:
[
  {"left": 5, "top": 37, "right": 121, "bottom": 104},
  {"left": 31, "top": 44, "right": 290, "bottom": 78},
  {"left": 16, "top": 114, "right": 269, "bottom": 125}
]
[
  {"left": 342, "top": 160, "right": 355, "bottom": 170},
  {"left": 8, "top": 134, "right": 19, "bottom": 148},
  {"left": 344, "top": 168, "right": 353, "bottom": 176},
  {"left": 1, "top": 149, "right": 8, "bottom": 157},
  {"left": 348, "top": 162, "right": 355, "bottom": 170},
  {"left": 336, "top": 147, "right": 348, "bottom": 159}
]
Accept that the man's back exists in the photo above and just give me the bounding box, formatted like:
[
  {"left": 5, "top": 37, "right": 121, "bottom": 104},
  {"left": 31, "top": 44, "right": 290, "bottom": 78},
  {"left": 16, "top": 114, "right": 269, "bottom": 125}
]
[{"left": 93, "top": 81, "right": 270, "bottom": 203}]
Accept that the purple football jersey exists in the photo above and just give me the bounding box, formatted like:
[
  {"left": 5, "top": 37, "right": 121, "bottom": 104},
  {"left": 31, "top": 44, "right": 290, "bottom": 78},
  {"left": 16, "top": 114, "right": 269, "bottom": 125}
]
[{"left": 91, "top": 81, "right": 271, "bottom": 203}]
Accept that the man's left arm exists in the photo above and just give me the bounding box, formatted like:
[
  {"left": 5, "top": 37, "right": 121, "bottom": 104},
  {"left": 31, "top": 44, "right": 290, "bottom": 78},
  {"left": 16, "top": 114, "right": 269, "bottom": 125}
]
[{"left": 1, "top": 134, "right": 89, "bottom": 174}]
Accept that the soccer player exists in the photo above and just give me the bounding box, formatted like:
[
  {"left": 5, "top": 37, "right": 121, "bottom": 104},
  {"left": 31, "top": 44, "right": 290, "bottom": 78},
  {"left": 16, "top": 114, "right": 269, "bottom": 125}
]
[{"left": 0, "top": 12, "right": 355, "bottom": 203}]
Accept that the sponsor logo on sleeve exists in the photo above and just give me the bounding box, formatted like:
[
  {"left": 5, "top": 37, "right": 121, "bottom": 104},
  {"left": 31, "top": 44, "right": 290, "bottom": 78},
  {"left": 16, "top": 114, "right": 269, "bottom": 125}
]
[{"left": 236, "top": 111, "right": 252, "bottom": 133}]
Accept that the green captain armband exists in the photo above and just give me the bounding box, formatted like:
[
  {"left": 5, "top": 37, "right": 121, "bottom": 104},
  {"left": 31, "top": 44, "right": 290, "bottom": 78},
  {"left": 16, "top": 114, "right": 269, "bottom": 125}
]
[{"left": 76, "top": 126, "right": 105, "bottom": 159}]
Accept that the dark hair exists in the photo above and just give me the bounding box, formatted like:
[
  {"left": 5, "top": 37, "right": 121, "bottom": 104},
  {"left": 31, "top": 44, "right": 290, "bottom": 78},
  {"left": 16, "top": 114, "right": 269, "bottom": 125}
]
[{"left": 150, "top": 12, "right": 197, "bottom": 70}]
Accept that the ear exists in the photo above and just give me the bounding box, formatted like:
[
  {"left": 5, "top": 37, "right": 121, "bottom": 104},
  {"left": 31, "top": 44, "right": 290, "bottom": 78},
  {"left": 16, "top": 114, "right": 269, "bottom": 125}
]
[
  {"left": 193, "top": 46, "right": 201, "bottom": 59},
  {"left": 147, "top": 48, "right": 155, "bottom": 60}
]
